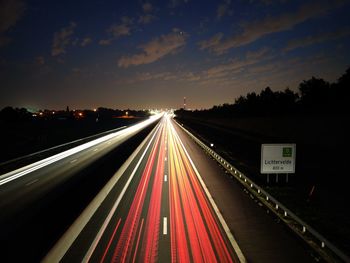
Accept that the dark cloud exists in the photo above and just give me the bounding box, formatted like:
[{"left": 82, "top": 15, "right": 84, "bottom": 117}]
[
  {"left": 51, "top": 22, "right": 77, "bottom": 57},
  {"left": 81, "top": 37, "right": 92, "bottom": 47},
  {"left": 35, "top": 56, "right": 45, "bottom": 65},
  {"left": 142, "top": 3, "right": 153, "bottom": 13},
  {"left": 217, "top": 0, "right": 232, "bottom": 19},
  {"left": 284, "top": 28, "right": 350, "bottom": 51},
  {"left": 200, "top": 1, "right": 346, "bottom": 54},
  {"left": 0, "top": 0, "right": 26, "bottom": 47},
  {"left": 98, "top": 39, "right": 112, "bottom": 46},
  {"left": 118, "top": 29, "right": 188, "bottom": 67},
  {"left": 139, "top": 14, "right": 156, "bottom": 24},
  {"left": 99, "top": 16, "right": 133, "bottom": 45},
  {"left": 139, "top": 3, "right": 157, "bottom": 24}
]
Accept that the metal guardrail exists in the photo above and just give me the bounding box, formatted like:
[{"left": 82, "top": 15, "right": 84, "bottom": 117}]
[{"left": 176, "top": 121, "right": 350, "bottom": 263}]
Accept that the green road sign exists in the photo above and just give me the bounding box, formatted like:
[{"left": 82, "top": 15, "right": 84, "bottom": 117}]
[{"left": 283, "top": 147, "right": 292, "bottom": 157}]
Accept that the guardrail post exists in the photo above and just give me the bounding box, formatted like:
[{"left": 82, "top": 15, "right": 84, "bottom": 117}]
[{"left": 302, "top": 226, "right": 306, "bottom": 233}]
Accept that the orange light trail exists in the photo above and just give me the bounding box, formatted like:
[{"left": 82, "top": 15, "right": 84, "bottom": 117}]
[{"left": 167, "top": 118, "right": 236, "bottom": 263}]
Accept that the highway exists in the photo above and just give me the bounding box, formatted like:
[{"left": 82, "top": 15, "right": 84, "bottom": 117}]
[
  {"left": 0, "top": 115, "right": 161, "bottom": 262},
  {"left": 45, "top": 114, "right": 316, "bottom": 263}
]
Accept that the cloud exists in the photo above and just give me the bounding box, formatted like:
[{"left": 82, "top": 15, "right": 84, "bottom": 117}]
[
  {"left": 108, "top": 23, "right": 131, "bottom": 37},
  {"left": 99, "top": 16, "right": 132, "bottom": 45},
  {"left": 246, "top": 47, "right": 270, "bottom": 60},
  {"left": 138, "top": 71, "right": 177, "bottom": 81},
  {"left": 0, "top": 0, "right": 26, "bottom": 47},
  {"left": 198, "top": 33, "right": 224, "bottom": 50},
  {"left": 35, "top": 56, "right": 45, "bottom": 65},
  {"left": 81, "top": 37, "right": 92, "bottom": 47},
  {"left": 169, "top": 0, "right": 189, "bottom": 8},
  {"left": 51, "top": 22, "right": 77, "bottom": 56},
  {"left": 203, "top": 47, "right": 272, "bottom": 79},
  {"left": 123, "top": 70, "right": 201, "bottom": 85},
  {"left": 183, "top": 72, "right": 201, "bottom": 81},
  {"left": 126, "top": 47, "right": 271, "bottom": 84},
  {"left": 127, "top": 47, "right": 272, "bottom": 83},
  {"left": 205, "top": 59, "right": 248, "bottom": 78},
  {"left": 142, "top": 3, "right": 153, "bottom": 13},
  {"left": 99, "top": 39, "right": 112, "bottom": 46},
  {"left": 217, "top": 0, "right": 232, "bottom": 19},
  {"left": 200, "top": 1, "right": 346, "bottom": 54},
  {"left": 139, "top": 3, "right": 157, "bottom": 24},
  {"left": 118, "top": 30, "right": 188, "bottom": 67},
  {"left": 284, "top": 28, "right": 350, "bottom": 52},
  {"left": 139, "top": 14, "right": 156, "bottom": 24}
]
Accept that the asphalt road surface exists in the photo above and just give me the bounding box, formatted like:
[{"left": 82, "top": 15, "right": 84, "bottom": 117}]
[
  {"left": 0, "top": 115, "right": 161, "bottom": 262},
  {"left": 45, "top": 114, "right": 316, "bottom": 263}
]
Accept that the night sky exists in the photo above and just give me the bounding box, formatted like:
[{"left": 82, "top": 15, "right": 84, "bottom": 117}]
[{"left": 1, "top": 0, "right": 350, "bottom": 110}]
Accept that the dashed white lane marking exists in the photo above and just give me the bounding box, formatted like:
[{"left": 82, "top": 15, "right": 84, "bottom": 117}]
[
  {"left": 70, "top": 159, "right": 77, "bottom": 163},
  {"left": 163, "top": 217, "right": 167, "bottom": 235},
  {"left": 164, "top": 175, "right": 167, "bottom": 182},
  {"left": 25, "top": 179, "right": 39, "bottom": 186}
]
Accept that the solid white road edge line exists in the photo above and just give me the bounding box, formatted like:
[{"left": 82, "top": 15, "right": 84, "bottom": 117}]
[
  {"left": 171, "top": 120, "right": 247, "bottom": 263},
  {"left": 42, "top": 122, "right": 161, "bottom": 263}
]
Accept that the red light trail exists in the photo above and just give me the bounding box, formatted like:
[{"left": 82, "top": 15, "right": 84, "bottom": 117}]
[{"left": 88, "top": 115, "right": 239, "bottom": 262}]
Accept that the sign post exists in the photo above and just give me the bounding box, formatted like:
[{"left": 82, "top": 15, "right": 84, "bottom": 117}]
[{"left": 261, "top": 144, "right": 296, "bottom": 183}]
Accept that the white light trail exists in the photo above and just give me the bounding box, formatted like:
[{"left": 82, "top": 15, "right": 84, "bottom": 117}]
[{"left": 0, "top": 114, "right": 162, "bottom": 186}]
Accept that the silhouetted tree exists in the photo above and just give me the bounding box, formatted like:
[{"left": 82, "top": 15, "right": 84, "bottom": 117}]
[
  {"left": 0, "top": 107, "right": 31, "bottom": 122},
  {"left": 275, "top": 88, "right": 299, "bottom": 113},
  {"left": 332, "top": 67, "right": 350, "bottom": 111},
  {"left": 298, "top": 77, "right": 330, "bottom": 111},
  {"left": 337, "top": 67, "right": 350, "bottom": 86}
]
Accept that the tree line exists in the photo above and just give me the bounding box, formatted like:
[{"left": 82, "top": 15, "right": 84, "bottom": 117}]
[{"left": 176, "top": 67, "right": 350, "bottom": 118}]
